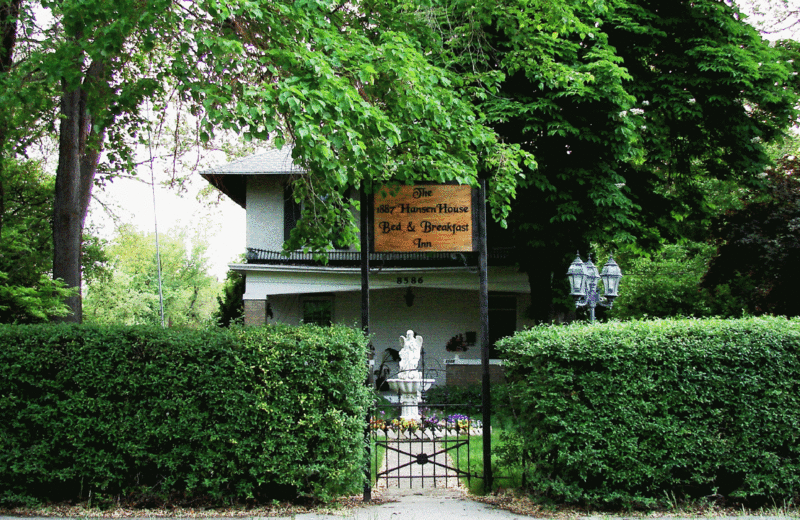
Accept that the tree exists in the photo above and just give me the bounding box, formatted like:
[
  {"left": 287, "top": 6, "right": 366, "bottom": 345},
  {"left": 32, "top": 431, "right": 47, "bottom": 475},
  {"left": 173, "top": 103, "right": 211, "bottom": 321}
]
[
  {"left": 0, "top": 0, "right": 56, "bottom": 220},
  {"left": 13, "top": 0, "right": 524, "bottom": 322},
  {"left": 0, "top": 159, "right": 109, "bottom": 322},
  {"left": 606, "top": 242, "right": 748, "bottom": 320},
  {"left": 0, "top": 0, "right": 22, "bottom": 177},
  {"left": 214, "top": 268, "right": 244, "bottom": 327},
  {"left": 83, "top": 224, "right": 220, "bottom": 327},
  {"left": 702, "top": 157, "right": 800, "bottom": 317},
  {"left": 20, "top": 0, "right": 797, "bottom": 325},
  {"left": 0, "top": 160, "right": 72, "bottom": 322},
  {"left": 433, "top": 0, "right": 799, "bottom": 321},
  {"left": 43, "top": 0, "right": 183, "bottom": 321}
]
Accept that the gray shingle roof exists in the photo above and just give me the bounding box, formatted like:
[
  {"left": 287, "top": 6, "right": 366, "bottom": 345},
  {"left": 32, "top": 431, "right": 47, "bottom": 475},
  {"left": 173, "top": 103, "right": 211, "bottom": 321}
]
[
  {"left": 201, "top": 148, "right": 306, "bottom": 209},
  {"left": 201, "top": 147, "right": 305, "bottom": 175}
]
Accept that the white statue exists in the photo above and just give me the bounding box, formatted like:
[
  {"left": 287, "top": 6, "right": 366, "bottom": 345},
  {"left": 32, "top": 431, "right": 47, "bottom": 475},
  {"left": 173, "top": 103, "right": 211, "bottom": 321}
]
[
  {"left": 398, "top": 329, "right": 423, "bottom": 379},
  {"left": 387, "top": 329, "right": 434, "bottom": 420}
]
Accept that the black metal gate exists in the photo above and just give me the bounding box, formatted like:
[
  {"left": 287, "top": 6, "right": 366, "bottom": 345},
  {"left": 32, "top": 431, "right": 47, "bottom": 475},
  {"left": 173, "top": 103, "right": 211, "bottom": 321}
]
[{"left": 370, "top": 398, "right": 483, "bottom": 489}]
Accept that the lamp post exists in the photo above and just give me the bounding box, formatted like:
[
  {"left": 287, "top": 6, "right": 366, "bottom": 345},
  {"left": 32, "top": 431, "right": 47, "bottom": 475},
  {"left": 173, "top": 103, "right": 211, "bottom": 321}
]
[{"left": 567, "top": 253, "right": 623, "bottom": 322}]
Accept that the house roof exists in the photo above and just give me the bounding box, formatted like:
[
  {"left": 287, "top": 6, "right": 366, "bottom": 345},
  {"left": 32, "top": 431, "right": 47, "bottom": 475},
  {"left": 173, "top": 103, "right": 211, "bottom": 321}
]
[{"left": 200, "top": 148, "right": 305, "bottom": 208}]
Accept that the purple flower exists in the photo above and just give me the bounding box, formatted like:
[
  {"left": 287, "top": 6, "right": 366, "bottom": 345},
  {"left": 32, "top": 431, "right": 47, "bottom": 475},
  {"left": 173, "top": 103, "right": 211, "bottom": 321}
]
[{"left": 446, "top": 414, "right": 470, "bottom": 424}]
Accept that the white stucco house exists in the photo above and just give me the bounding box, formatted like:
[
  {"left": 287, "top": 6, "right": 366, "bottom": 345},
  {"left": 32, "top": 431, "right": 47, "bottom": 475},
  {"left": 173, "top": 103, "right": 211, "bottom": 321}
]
[{"left": 201, "top": 148, "right": 534, "bottom": 387}]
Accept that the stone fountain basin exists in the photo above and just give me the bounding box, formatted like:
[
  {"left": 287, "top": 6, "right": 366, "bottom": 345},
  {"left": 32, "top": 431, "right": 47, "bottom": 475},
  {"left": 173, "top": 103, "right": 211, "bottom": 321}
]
[{"left": 387, "top": 378, "right": 435, "bottom": 394}]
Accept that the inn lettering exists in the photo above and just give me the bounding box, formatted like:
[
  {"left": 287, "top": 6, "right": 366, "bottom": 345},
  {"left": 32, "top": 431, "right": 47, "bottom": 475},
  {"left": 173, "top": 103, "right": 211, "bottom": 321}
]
[
  {"left": 413, "top": 187, "right": 433, "bottom": 198},
  {"left": 374, "top": 185, "right": 473, "bottom": 253}
]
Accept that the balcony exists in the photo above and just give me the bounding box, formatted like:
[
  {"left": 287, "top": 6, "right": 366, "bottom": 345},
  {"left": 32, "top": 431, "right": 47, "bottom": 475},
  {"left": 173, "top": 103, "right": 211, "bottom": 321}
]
[{"left": 245, "top": 247, "right": 516, "bottom": 268}]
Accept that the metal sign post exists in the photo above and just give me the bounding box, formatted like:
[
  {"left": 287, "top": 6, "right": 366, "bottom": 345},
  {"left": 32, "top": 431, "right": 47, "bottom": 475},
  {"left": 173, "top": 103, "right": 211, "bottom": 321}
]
[
  {"left": 361, "top": 186, "right": 372, "bottom": 502},
  {"left": 477, "top": 179, "right": 492, "bottom": 492}
]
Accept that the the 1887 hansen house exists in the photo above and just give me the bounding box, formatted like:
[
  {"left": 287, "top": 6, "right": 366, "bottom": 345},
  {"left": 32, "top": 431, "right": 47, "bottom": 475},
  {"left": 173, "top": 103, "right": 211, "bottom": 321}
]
[{"left": 202, "top": 148, "right": 534, "bottom": 386}]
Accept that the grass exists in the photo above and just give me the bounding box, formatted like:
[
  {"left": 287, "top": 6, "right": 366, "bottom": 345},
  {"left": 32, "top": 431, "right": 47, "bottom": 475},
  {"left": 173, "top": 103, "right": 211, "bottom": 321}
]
[
  {"left": 370, "top": 438, "right": 386, "bottom": 482},
  {"left": 448, "top": 428, "right": 524, "bottom": 496}
]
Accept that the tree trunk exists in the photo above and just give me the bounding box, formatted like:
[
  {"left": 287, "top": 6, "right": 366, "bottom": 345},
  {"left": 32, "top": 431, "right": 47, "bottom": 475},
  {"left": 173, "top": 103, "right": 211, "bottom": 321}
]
[
  {"left": 53, "top": 87, "right": 84, "bottom": 322},
  {"left": 525, "top": 264, "right": 554, "bottom": 324},
  {"left": 0, "top": 0, "right": 21, "bottom": 240},
  {"left": 0, "top": 0, "right": 18, "bottom": 76},
  {"left": 521, "top": 249, "right": 576, "bottom": 324},
  {"left": 52, "top": 59, "right": 106, "bottom": 323}
]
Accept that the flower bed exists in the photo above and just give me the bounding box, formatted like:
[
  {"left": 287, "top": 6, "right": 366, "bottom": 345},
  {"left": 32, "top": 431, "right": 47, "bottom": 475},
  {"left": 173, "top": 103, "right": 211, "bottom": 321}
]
[{"left": 370, "top": 410, "right": 480, "bottom": 437}]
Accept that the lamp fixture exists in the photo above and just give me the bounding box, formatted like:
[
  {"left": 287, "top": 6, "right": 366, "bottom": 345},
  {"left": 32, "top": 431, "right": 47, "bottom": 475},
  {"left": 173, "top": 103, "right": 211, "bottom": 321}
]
[{"left": 567, "top": 252, "right": 623, "bottom": 322}]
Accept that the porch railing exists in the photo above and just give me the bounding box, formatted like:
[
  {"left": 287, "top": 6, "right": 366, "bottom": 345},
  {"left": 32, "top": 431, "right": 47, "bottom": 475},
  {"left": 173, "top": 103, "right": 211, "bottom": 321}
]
[{"left": 245, "top": 247, "right": 515, "bottom": 267}]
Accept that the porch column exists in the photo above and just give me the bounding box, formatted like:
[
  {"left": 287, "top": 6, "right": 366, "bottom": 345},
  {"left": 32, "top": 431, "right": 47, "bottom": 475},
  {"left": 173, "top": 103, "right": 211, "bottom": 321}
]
[{"left": 244, "top": 299, "right": 268, "bottom": 326}]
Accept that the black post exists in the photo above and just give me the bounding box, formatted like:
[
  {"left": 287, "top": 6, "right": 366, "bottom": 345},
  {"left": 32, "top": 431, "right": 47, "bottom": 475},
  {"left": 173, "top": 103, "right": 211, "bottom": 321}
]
[
  {"left": 477, "top": 179, "right": 492, "bottom": 492},
  {"left": 361, "top": 186, "right": 372, "bottom": 502}
]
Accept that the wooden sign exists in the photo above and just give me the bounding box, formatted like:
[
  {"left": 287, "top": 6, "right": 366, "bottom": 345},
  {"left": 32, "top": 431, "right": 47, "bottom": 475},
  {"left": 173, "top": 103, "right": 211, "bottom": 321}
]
[{"left": 373, "top": 185, "right": 473, "bottom": 252}]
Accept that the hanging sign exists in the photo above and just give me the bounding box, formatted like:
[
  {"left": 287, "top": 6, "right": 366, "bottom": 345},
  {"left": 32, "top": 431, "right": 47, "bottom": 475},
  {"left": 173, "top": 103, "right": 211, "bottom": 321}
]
[{"left": 373, "top": 185, "right": 473, "bottom": 252}]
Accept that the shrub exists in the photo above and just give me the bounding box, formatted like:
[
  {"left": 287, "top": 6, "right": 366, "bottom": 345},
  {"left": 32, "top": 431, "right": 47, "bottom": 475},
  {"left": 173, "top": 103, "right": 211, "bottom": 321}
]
[
  {"left": 0, "top": 323, "right": 370, "bottom": 505},
  {"left": 608, "top": 242, "right": 749, "bottom": 320},
  {"left": 498, "top": 317, "right": 800, "bottom": 507},
  {"left": 423, "top": 383, "right": 520, "bottom": 431},
  {"left": 423, "top": 384, "right": 482, "bottom": 416}
]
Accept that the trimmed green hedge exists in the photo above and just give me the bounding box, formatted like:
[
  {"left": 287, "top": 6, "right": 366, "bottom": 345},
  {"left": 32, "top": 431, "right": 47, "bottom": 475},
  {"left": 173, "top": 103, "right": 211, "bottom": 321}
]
[
  {"left": 0, "top": 323, "right": 370, "bottom": 505},
  {"left": 498, "top": 317, "right": 800, "bottom": 506}
]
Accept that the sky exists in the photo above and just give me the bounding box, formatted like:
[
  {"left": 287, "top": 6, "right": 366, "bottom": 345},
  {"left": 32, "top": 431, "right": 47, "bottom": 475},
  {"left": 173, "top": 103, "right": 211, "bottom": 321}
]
[
  {"left": 86, "top": 161, "right": 246, "bottom": 281},
  {"left": 736, "top": 0, "right": 799, "bottom": 39}
]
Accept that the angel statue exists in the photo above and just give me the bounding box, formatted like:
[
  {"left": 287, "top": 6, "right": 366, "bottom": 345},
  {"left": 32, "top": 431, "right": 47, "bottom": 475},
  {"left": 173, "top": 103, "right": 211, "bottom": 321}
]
[{"left": 398, "top": 329, "right": 423, "bottom": 379}]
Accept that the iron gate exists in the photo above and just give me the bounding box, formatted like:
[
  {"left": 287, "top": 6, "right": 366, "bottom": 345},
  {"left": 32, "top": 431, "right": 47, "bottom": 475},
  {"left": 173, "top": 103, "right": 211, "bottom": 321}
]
[{"left": 370, "top": 399, "right": 483, "bottom": 489}]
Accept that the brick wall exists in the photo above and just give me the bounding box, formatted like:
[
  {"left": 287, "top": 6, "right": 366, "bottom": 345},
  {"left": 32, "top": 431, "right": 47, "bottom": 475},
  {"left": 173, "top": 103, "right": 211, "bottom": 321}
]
[{"left": 244, "top": 300, "right": 267, "bottom": 326}]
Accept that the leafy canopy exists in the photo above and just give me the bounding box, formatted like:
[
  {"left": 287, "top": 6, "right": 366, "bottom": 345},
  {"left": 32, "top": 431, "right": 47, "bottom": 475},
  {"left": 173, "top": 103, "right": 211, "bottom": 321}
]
[
  {"left": 426, "top": 0, "right": 799, "bottom": 320},
  {"left": 11, "top": 0, "right": 798, "bottom": 321},
  {"left": 15, "top": 0, "right": 527, "bottom": 317}
]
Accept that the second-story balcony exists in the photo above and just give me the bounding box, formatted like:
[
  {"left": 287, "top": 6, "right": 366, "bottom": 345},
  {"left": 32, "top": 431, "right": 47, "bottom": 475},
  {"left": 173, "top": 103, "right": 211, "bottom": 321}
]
[{"left": 245, "top": 247, "right": 516, "bottom": 269}]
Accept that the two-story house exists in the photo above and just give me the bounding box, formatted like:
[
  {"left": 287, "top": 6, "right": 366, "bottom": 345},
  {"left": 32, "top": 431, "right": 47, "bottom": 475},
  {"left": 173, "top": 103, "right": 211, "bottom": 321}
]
[{"left": 201, "top": 147, "right": 534, "bottom": 386}]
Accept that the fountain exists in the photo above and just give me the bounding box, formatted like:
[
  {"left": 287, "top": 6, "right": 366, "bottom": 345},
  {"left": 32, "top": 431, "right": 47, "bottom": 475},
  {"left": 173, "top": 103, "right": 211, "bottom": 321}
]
[{"left": 387, "top": 330, "right": 435, "bottom": 420}]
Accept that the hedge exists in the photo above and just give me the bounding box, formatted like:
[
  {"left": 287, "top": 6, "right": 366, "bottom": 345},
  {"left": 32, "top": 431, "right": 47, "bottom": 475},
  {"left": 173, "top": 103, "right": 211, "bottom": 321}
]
[
  {"left": 0, "top": 323, "right": 370, "bottom": 505},
  {"left": 498, "top": 317, "right": 800, "bottom": 506}
]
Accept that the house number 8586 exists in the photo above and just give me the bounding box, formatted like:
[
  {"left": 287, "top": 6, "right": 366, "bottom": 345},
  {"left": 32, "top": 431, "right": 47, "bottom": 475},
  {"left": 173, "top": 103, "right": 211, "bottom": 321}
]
[{"left": 397, "top": 277, "right": 423, "bottom": 285}]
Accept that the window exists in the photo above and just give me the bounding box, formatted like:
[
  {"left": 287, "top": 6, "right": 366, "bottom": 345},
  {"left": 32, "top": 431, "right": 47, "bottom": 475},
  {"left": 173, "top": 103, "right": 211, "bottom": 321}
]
[
  {"left": 302, "top": 297, "right": 333, "bottom": 326},
  {"left": 284, "top": 184, "right": 303, "bottom": 243}
]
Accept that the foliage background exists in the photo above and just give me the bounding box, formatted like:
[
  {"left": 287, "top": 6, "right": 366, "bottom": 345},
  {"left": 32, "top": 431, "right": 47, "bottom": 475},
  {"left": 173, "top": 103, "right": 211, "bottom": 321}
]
[
  {"left": 606, "top": 243, "right": 750, "bottom": 320},
  {"left": 82, "top": 224, "right": 220, "bottom": 327},
  {"left": 703, "top": 163, "right": 800, "bottom": 317},
  {"left": 0, "top": 159, "right": 106, "bottom": 323}
]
